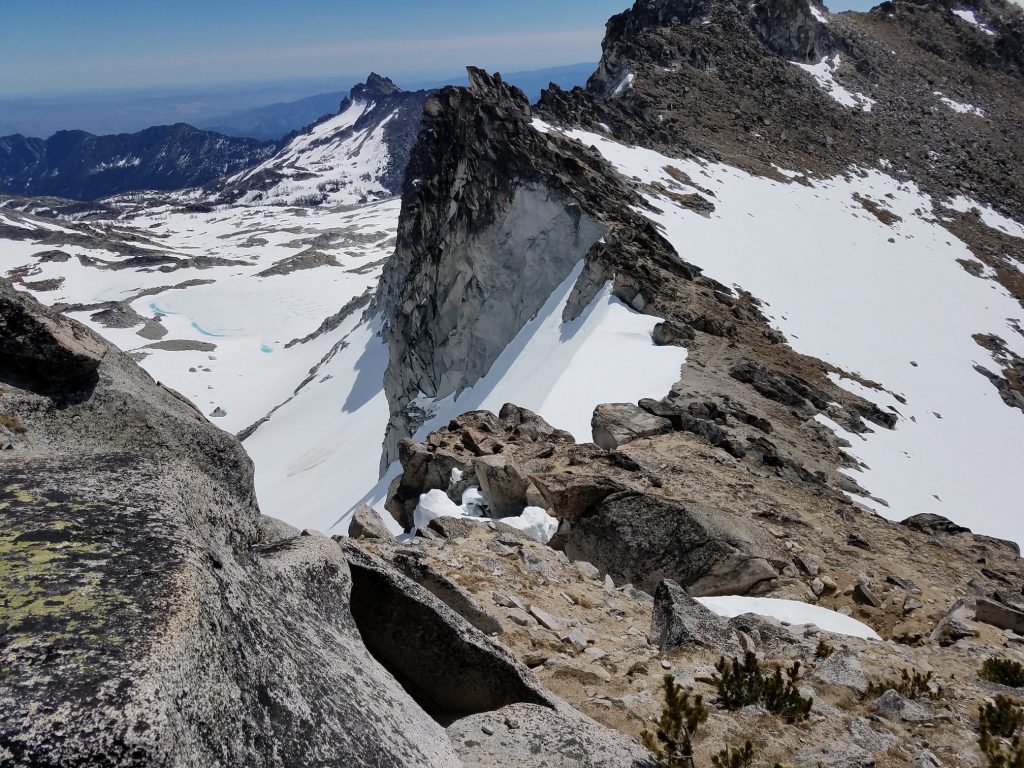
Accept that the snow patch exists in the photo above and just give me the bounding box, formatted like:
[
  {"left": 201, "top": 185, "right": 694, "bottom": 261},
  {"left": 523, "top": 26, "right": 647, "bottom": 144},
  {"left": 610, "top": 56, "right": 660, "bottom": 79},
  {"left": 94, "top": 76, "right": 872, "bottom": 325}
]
[
  {"left": 942, "top": 195, "right": 1024, "bottom": 239},
  {"left": 951, "top": 9, "right": 996, "bottom": 34},
  {"left": 552, "top": 126, "right": 1024, "bottom": 547},
  {"left": 697, "top": 596, "right": 881, "bottom": 640},
  {"left": 791, "top": 55, "right": 876, "bottom": 111},
  {"left": 809, "top": 4, "right": 829, "bottom": 23},
  {"left": 933, "top": 92, "right": 986, "bottom": 117},
  {"left": 410, "top": 488, "right": 558, "bottom": 544},
  {"left": 611, "top": 72, "right": 635, "bottom": 97}
]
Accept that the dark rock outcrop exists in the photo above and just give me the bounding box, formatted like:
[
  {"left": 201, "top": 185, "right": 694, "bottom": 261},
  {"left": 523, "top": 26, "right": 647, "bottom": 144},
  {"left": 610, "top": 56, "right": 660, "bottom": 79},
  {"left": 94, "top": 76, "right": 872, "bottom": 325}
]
[
  {"left": 385, "top": 406, "right": 777, "bottom": 597},
  {"left": 650, "top": 579, "right": 741, "bottom": 652},
  {"left": 564, "top": 490, "right": 778, "bottom": 596},
  {"left": 376, "top": 67, "right": 696, "bottom": 464},
  {"left": 591, "top": 402, "right": 673, "bottom": 450}
]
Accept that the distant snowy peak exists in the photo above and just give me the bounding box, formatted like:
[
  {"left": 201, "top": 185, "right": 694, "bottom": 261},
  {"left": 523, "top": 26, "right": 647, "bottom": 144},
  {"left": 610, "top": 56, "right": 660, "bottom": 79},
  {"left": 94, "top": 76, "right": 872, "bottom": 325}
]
[{"left": 215, "top": 74, "right": 429, "bottom": 207}]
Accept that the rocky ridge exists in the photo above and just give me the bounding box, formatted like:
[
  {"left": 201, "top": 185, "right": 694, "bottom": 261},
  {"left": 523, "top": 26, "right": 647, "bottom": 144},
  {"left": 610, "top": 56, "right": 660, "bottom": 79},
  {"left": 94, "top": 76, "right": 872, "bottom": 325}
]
[{"left": 366, "top": 0, "right": 1024, "bottom": 763}]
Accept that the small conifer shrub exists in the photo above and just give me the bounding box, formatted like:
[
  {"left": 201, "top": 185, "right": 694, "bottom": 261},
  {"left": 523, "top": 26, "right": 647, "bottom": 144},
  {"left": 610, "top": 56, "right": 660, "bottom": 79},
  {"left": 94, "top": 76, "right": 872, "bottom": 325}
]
[
  {"left": 712, "top": 740, "right": 755, "bottom": 768},
  {"left": 866, "top": 669, "right": 940, "bottom": 700},
  {"left": 641, "top": 674, "right": 709, "bottom": 768},
  {"left": 982, "top": 659, "right": 1024, "bottom": 689},
  {"left": 714, "top": 651, "right": 813, "bottom": 723},
  {"left": 979, "top": 695, "right": 1024, "bottom": 768}
]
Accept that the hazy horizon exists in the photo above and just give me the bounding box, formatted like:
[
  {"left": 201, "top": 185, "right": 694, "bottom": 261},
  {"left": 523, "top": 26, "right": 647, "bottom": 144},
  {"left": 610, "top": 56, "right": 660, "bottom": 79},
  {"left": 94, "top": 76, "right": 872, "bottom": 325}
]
[{"left": 1, "top": 0, "right": 878, "bottom": 99}]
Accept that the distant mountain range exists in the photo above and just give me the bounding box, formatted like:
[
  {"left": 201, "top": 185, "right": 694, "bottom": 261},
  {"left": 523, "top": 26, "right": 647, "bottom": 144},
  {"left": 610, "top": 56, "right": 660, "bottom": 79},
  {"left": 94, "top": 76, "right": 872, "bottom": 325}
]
[
  {"left": 0, "top": 125, "right": 276, "bottom": 201},
  {"left": 0, "top": 64, "right": 597, "bottom": 201},
  {"left": 0, "top": 64, "right": 596, "bottom": 142}
]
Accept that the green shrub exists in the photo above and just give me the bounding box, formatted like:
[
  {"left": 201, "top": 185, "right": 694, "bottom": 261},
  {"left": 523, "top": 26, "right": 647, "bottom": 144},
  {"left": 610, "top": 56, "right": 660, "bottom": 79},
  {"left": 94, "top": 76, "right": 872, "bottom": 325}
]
[
  {"left": 979, "top": 696, "right": 1024, "bottom": 768},
  {"left": 641, "top": 674, "right": 709, "bottom": 768},
  {"left": 814, "top": 639, "right": 834, "bottom": 660},
  {"left": 712, "top": 741, "right": 754, "bottom": 768},
  {"left": 982, "top": 659, "right": 1024, "bottom": 689},
  {"left": 866, "top": 669, "right": 940, "bottom": 700},
  {"left": 715, "top": 651, "right": 813, "bottom": 723}
]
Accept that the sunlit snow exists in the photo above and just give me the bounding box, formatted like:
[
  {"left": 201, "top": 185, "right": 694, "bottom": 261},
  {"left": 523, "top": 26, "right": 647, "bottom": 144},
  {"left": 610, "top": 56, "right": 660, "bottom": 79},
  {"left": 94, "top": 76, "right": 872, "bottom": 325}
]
[
  {"left": 697, "top": 596, "right": 881, "bottom": 640},
  {"left": 228, "top": 99, "right": 396, "bottom": 206},
  {"left": 942, "top": 195, "right": 1024, "bottom": 240},
  {"left": 411, "top": 263, "right": 687, "bottom": 444},
  {"left": 410, "top": 488, "right": 559, "bottom": 544},
  {"left": 554, "top": 125, "right": 1024, "bottom": 546},
  {"left": 951, "top": 9, "right": 996, "bottom": 35},
  {"left": 791, "top": 55, "right": 876, "bottom": 112},
  {"left": 933, "top": 91, "right": 986, "bottom": 117},
  {"left": 249, "top": 261, "right": 686, "bottom": 534}
]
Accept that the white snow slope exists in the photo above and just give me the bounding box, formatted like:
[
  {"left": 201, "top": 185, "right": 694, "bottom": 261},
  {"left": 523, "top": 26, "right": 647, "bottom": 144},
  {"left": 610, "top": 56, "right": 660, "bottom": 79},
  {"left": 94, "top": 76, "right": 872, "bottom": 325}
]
[
  {"left": 551, "top": 125, "right": 1024, "bottom": 546},
  {"left": 791, "top": 55, "right": 876, "bottom": 112},
  {"left": 226, "top": 99, "right": 395, "bottom": 207}
]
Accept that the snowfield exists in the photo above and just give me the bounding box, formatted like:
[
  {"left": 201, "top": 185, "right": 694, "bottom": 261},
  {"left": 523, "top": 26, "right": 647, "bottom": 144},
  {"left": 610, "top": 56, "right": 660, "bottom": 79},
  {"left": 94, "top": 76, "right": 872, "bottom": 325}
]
[
  {"left": 933, "top": 92, "right": 986, "bottom": 117},
  {"left": 553, "top": 125, "right": 1024, "bottom": 546},
  {"left": 410, "top": 263, "right": 687, "bottom": 445},
  {"left": 951, "top": 8, "right": 996, "bottom": 35},
  {"left": 0, "top": 198, "right": 400, "bottom": 434}
]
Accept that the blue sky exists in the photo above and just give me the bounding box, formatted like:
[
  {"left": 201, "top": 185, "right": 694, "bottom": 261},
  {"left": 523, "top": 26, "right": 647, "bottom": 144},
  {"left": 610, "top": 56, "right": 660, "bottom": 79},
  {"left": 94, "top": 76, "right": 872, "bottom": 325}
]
[{"left": 0, "top": 0, "right": 876, "bottom": 96}]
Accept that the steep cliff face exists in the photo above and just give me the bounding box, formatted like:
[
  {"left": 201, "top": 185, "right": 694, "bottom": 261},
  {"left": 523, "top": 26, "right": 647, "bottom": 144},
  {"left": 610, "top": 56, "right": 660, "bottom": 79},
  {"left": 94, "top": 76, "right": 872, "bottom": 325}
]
[
  {"left": 589, "top": 0, "right": 836, "bottom": 100},
  {"left": 377, "top": 68, "right": 701, "bottom": 464}
]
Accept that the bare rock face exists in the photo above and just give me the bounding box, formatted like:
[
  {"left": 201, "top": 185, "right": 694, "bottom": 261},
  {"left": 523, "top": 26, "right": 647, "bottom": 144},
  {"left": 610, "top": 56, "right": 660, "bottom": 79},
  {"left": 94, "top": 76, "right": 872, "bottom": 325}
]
[
  {"left": 376, "top": 71, "right": 607, "bottom": 464},
  {"left": 0, "top": 281, "right": 457, "bottom": 765},
  {"left": 349, "top": 502, "right": 395, "bottom": 541},
  {"left": 975, "top": 597, "right": 1024, "bottom": 634},
  {"left": 589, "top": 0, "right": 835, "bottom": 105},
  {"left": 0, "top": 281, "right": 641, "bottom": 766},
  {"left": 0, "top": 278, "right": 106, "bottom": 397},
  {"left": 376, "top": 67, "right": 697, "bottom": 466},
  {"left": 448, "top": 703, "right": 649, "bottom": 767}
]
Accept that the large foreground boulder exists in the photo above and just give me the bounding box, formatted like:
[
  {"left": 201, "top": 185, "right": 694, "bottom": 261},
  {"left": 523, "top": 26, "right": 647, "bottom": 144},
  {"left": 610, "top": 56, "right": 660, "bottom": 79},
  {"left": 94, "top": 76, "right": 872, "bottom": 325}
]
[
  {"left": 564, "top": 490, "right": 778, "bottom": 596},
  {"left": 0, "top": 280, "right": 644, "bottom": 767}
]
